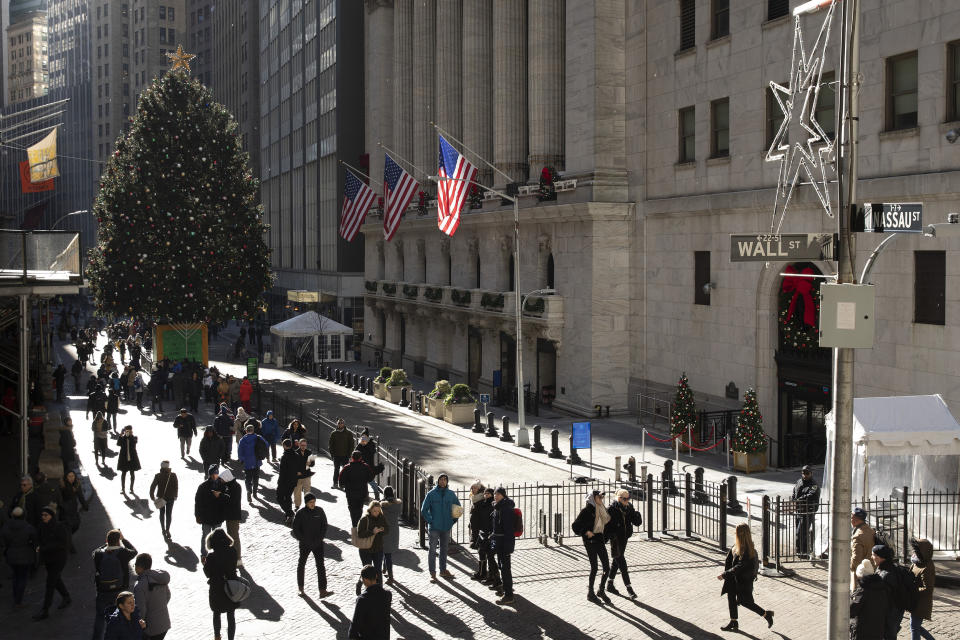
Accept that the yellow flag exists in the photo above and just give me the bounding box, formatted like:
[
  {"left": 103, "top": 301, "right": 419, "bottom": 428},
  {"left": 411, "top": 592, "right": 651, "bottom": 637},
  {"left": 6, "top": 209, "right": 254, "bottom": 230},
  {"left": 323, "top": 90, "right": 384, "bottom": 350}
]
[{"left": 27, "top": 128, "right": 59, "bottom": 183}]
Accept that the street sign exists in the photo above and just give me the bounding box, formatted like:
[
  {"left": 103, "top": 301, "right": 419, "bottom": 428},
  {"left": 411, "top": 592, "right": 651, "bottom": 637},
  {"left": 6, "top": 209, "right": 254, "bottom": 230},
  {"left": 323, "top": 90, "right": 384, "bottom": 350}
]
[
  {"left": 247, "top": 357, "right": 259, "bottom": 382},
  {"left": 856, "top": 202, "right": 923, "bottom": 233},
  {"left": 479, "top": 393, "right": 490, "bottom": 404},
  {"left": 729, "top": 233, "right": 835, "bottom": 262},
  {"left": 572, "top": 422, "right": 592, "bottom": 450}
]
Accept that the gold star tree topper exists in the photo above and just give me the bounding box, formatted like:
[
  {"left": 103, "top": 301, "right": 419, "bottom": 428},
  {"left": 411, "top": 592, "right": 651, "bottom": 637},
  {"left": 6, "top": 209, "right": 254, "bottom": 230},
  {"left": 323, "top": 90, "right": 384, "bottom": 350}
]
[{"left": 166, "top": 45, "right": 196, "bottom": 72}]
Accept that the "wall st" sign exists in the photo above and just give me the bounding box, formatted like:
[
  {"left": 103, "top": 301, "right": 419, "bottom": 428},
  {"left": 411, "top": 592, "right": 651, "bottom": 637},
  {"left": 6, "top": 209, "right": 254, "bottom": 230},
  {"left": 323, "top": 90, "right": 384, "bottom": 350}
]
[{"left": 729, "top": 233, "right": 835, "bottom": 262}]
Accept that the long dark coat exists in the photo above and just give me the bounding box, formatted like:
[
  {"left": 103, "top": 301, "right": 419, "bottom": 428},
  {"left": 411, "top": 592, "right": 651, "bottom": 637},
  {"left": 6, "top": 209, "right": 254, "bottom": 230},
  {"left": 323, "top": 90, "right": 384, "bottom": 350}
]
[
  {"left": 720, "top": 548, "right": 757, "bottom": 600},
  {"left": 850, "top": 573, "right": 891, "bottom": 640},
  {"left": 116, "top": 434, "right": 141, "bottom": 471},
  {"left": 203, "top": 545, "right": 238, "bottom": 614}
]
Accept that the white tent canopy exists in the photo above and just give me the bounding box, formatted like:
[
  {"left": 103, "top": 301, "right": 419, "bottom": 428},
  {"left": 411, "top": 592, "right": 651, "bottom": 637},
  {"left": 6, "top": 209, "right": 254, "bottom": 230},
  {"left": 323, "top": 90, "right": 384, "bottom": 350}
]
[{"left": 269, "top": 311, "right": 353, "bottom": 365}]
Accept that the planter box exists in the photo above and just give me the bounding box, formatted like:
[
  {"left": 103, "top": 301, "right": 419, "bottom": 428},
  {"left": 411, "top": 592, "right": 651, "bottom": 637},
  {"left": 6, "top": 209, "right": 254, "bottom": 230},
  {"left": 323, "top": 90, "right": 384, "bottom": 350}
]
[
  {"left": 426, "top": 396, "right": 445, "bottom": 418},
  {"left": 373, "top": 381, "right": 387, "bottom": 400},
  {"left": 733, "top": 450, "right": 767, "bottom": 474},
  {"left": 444, "top": 402, "right": 476, "bottom": 425},
  {"left": 386, "top": 384, "right": 413, "bottom": 404}
]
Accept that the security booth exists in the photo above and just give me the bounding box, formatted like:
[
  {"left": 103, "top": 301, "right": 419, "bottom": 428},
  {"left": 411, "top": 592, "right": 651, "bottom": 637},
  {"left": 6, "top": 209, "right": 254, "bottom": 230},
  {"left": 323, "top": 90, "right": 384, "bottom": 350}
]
[{"left": 269, "top": 311, "right": 353, "bottom": 369}]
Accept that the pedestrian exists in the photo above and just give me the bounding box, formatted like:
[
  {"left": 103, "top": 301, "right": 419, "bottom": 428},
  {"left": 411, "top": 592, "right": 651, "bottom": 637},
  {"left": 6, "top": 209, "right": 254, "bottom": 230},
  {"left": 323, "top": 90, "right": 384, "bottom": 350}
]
[
  {"left": 490, "top": 487, "right": 516, "bottom": 605},
  {"left": 132, "top": 373, "right": 144, "bottom": 411},
  {"left": 219, "top": 469, "right": 244, "bottom": 568},
  {"left": 328, "top": 418, "right": 354, "bottom": 488},
  {"left": 194, "top": 466, "right": 228, "bottom": 559},
  {"left": 149, "top": 462, "right": 178, "bottom": 540},
  {"left": 92, "top": 411, "right": 112, "bottom": 466},
  {"left": 59, "top": 469, "right": 89, "bottom": 540},
  {"left": 53, "top": 364, "right": 66, "bottom": 401},
  {"left": 34, "top": 471, "right": 62, "bottom": 515},
  {"left": 606, "top": 489, "right": 642, "bottom": 598},
  {"left": 0, "top": 506, "right": 36, "bottom": 607},
  {"left": 282, "top": 418, "right": 308, "bottom": 444},
  {"left": 379, "top": 486, "right": 402, "bottom": 585},
  {"left": 173, "top": 408, "right": 198, "bottom": 458},
  {"left": 232, "top": 407, "right": 251, "bottom": 446},
  {"left": 850, "top": 559, "right": 891, "bottom": 640},
  {"left": 872, "top": 544, "right": 905, "bottom": 639},
  {"left": 292, "top": 492, "right": 332, "bottom": 598},
  {"left": 149, "top": 369, "right": 164, "bottom": 416},
  {"left": 213, "top": 404, "right": 235, "bottom": 463},
  {"left": 470, "top": 487, "right": 498, "bottom": 586},
  {"left": 357, "top": 432, "right": 382, "bottom": 500},
  {"left": 908, "top": 538, "right": 936, "bottom": 640},
  {"left": 199, "top": 427, "right": 226, "bottom": 474},
  {"left": 572, "top": 489, "right": 612, "bottom": 604},
  {"left": 188, "top": 371, "right": 202, "bottom": 414},
  {"left": 420, "top": 472, "right": 462, "bottom": 583},
  {"left": 340, "top": 451, "right": 375, "bottom": 525},
  {"left": 107, "top": 389, "right": 120, "bottom": 431},
  {"left": 228, "top": 376, "right": 241, "bottom": 411},
  {"left": 260, "top": 410, "right": 280, "bottom": 462},
  {"left": 33, "top": 506, "right": 72, "bottom": 620},
  {"left": 102, "top": 591, "right": 146, "bottom": 640},
  {"left": 72, "top": 359, "right": 83, "bottom": 391},
  {"left": 203, "top": 528, "right": 238, "bottom": 640},
  {"left": 236, "top": 424, "right": 269, "bottom": 503},
  {"left": 719, "top": 523, "right": 774, "bottom": 632},
  {"left": 9, "top": 475, "right": 40, "bottom": 527},
  {"left": 59, "top": 417, "right": 78, "bottom": 473},
  {"left": 348, "top": 564, "right": 392, "bottom": 640},
  {"left": 275, "top": 439, "right": 299, "bottom": 524},
  {"left": 92, "top": 529, "right": 138, "bottom": 639},
  {"left": 116, "top": 425, "right": 142, "bottom": 494},
  {"left": 356, "top": 501, "right": 389, "bottom": 588},
  {"left": 850, "top": 508, "right": 876, "bottom": 591},
  {"left": 791, "top": 465, "right": 820, "bottom": 558},
  {"left": 238, "top": 377, "right": 253, "bottom": 413},
  {"left": 132, "top": 554, "right": 171, "bottom": 640},
  {"left": 292, "top": 438, "right": 316, "bottom": 510}
]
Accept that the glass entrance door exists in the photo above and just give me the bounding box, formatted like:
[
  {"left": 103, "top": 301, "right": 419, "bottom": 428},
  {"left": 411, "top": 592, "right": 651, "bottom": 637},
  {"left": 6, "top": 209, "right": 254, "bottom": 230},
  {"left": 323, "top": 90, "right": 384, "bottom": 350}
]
[{"left": 778, "top": 381, "right": 830, "bottom": 467}]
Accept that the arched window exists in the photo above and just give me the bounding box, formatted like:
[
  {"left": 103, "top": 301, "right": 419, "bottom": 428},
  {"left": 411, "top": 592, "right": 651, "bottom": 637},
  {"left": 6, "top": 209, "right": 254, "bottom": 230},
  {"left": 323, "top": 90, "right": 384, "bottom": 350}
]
[{"left": 547, "top": 254, "right": 555, "bottom": 289}]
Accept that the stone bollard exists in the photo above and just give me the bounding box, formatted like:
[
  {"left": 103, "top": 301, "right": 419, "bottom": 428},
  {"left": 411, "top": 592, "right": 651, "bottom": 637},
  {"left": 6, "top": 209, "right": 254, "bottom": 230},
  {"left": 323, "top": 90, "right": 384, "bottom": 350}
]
[
  {"left": 399, "top": 387, "right": 409, "bottom": 408},
  {"left": 566, "top": 435, "right": 583, "bottom": 465},
  {"left": 726, "top": 475, "right": 744, "bottom": 514},
  {"left": 530, "top": 425, "right": 545, "bottom": 453},
  {"left": 473, "top": 409, "right": 484, "bottom": 433},
  {"left": 500, "top": 416, "right": 514, "bottom": 442},
  {"left": 485, "top": 412, "right": 498, "bottom": 438},
  {"left": 548, "top": 429, "right": 564, "bottom": 458},
  {"left": 694, "top": 467, "right": 706, "bottom": 503}
]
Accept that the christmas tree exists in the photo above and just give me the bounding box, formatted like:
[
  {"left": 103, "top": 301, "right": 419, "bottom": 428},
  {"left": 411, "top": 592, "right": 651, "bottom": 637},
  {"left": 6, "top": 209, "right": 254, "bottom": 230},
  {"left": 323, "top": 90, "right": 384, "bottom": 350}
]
[
  {"left": 732, "top": 387, "right": 767, "bottom": 453},
  {"left": 87, "top": 47, "right": 271, "bottom": 323},
  {"left": 670, "top": 372, "right": 698, "bottom": 438}
]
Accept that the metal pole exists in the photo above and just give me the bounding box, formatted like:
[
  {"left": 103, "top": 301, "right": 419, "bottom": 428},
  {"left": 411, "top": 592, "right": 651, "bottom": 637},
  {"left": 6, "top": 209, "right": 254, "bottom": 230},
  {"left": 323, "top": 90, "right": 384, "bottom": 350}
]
[
  {"left": 19, "top": 294, "right": 29, "bottom": 476},
  {"left": 641, "top": 428, "right": 646, "bottom": 462},
  {"left": 828, "top": 0, "right": 859, "bottom": 636},
  {"left": 514, "top": 198, "right": 525, "bottom": 433}
]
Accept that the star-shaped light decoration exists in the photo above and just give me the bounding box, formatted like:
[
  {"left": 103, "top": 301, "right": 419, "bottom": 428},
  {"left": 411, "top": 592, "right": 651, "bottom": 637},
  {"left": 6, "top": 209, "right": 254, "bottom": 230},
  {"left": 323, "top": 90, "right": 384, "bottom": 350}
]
[
  {"left": 766, "top": 1, "right": 838, "bottom": 234},
  {"left": 166, "top": 45, "right": 196, "bottom": 72}
]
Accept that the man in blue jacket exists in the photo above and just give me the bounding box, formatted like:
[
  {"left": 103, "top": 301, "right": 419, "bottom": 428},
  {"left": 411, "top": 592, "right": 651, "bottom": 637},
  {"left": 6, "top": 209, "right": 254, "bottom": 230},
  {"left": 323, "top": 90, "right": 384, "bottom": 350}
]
[
  {"left": 420, "top": 473, "right": 461, "bottom": 583},
  {"left": 260, "top": 410, "right": 281, "bottom": 462},
  {"left": 237, "top": 424, "right": 269, "bottom": 503}
]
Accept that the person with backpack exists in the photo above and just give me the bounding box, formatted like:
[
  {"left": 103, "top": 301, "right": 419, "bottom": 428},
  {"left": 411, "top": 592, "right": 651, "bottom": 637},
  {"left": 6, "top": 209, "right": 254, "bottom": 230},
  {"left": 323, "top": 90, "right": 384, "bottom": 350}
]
[
  {"left": 33, "top": 507, "right": 72, "bottom": 621},
  {"left": 236, "top": 424, "right": 269, "bottom": 503},
  {"left": 339, "top": 451, "right": 374, "bottom": 526},
  {"left": 92, "top": 529, "right": 139, "bottom": 639},
  {"left": 850, "top": 558, "right": 891, "bottom": 640},
  {"left": 873, "top": 544, "right": 910, "bottom": 640},
  {"left": 260, "top": 410, "right": 281, "bottom": 462},
  {"left": 132, "top": 554, "right": 171, "bottom": 640},
  {"left": 490, "top": 487, "right": 516, "bottom": 606},
  {"left": 292, "top": 492, "right": 332, "bottom": 599},
  {"left": 850, "top": 507, "right": 876, "bottom": 591},
  {"left": 149, "top": 463, "right": 178, "bottom": 541},
  {"left": 908, "top": 538, "right": 936, "bottom": 640},
  {"left": 420, "top": 472, "right": 462, "bottom": 583},
  {"left": 203, "top": 528, "right": 239, "bottom": 640},
  {"left": 199, "top": 427, "right": 226, "bottom": 474},
  {"left": 173, "top": 408, "right": 198, "bottom": 459},
  {"left": 470, "top": 487, "right": 497, "bottom": 585},
  {"left": 606, "top": 489, "right": 642, "bottom": 598},
  {"left": 219, "top": 469, "right": 244, "bottom": 567},
  {"left": 572, "top": 490, "right": 612, "bottom": 604},
  {"left": 718, "top": 523, "right": 774, "bottom": 632}
]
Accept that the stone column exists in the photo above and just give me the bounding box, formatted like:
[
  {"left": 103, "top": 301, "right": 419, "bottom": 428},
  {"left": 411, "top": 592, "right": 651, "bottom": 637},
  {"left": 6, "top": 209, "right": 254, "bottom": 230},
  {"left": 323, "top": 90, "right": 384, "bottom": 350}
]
[
  {"left": 528, "top": 0, "right": 564, "bottom": 179},
  {"left": 435, "top": 0, "right": 462, "bottom": 139},
  {"left": 365, "top": 0, "right": 394, "bottom": 185},
  {"left": 413, "top": 0, "right": 437, "bottom": 188},
  {"left": 393, "top": 0, "right": 414, "bottom": 161},
  {"left": 493, "top": 0, "right": 528, "bottom": 187},
  {"left": 462, "top": 0, "right": 493, "bottom": 186}
]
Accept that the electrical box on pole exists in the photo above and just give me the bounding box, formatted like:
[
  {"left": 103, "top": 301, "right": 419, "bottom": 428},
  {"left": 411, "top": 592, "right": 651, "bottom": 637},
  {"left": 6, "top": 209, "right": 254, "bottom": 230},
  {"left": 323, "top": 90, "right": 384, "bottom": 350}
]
[{"left": 819, "top": 284, "right": 875, "bottom": 348}]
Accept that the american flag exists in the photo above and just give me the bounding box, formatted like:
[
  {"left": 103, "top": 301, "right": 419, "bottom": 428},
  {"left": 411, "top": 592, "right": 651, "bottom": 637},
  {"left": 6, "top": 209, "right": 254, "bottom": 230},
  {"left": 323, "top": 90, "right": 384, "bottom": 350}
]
[
  {"left": 339, "top": 169, "right": 376, "bottom": 242},
  {"left": 383, "top": 154, "right": 417, "bottom": 241},
  {"left": 436, "top": 135, "right": 477, "bottom": 236}
]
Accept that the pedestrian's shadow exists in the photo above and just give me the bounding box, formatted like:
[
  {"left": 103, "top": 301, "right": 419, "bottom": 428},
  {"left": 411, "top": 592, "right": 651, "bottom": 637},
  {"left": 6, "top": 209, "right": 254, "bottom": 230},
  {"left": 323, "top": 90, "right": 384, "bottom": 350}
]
[
  {"left": 96, "top": 465, "right": 117, "bottom": 480},
  {"left": 390, "top": 581, "right": 475, "bottom": 637},
  {"left": 183, "top": 457, "right": 205, "bottom": 474},
  {"left": 237, "top": 566, "right": 285, "bottom": 621},
  {"left": 390, "top": 548, "right": 423, "bottom": 572},
  {"left": 325, "top": 523, "right": 350, "bottom": 545},
  {"left": 250, "top": 500, "right": 286, "bottom": 526},
  {"left": 122, "top": 496, "right": 152, "bottom": 519},
  {"left": 633, "top": 600, "right": 748, "bottom": 639},
  {"left": 163, "top": 541, "right": 199, "bottom": 572},
  {"left": 300, "top": 595, "right": 351, "bottom": 633}
]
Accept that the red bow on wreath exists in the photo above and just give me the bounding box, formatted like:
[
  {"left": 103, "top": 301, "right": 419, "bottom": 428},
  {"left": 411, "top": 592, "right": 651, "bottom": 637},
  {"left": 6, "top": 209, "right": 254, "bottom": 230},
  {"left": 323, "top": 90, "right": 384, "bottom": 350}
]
[{"left": 781, "top": 265, "right": 816, "bottom": 326}]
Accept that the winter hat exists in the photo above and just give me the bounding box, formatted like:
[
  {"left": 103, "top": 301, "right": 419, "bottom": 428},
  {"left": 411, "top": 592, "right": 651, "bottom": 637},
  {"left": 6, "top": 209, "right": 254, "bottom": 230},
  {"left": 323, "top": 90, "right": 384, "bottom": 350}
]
[
  {"left": 856, "top": 559, "right": 875, "bottom": 579},
  {"left": 220, "top": 469, "right": 234, "bottom": 483},
  {"left": 160, "top": 461, "right": 170, "bottom": 469},
  {"left": 437, "top": 473, "right": 449, "bottom": 484},
  {"left": 360, "top": 435, "right": 370, "bottom": 443},
  {"left": 304, "top": 492, "right": 317, "bottom": 503},
  {"left": 40, "top": 506, "right": 57, "bottom": 518},
  {"left": 266, "top": 410, "right": 273, "bottom": 416},
  {"left": 208, "top": 464, "right": 220, "bottom": 477},
  {"left": 872, "top": 544, "right": 893, "bottom": 561},
  {"left": 852, "top": 507, "right": 868, "bottom": 521},
  {"left": 495, "top": 487, "right": 507, "bottom": 498},
  {"left": 11, "top": 506, "right": 24, "bottom": 518}
]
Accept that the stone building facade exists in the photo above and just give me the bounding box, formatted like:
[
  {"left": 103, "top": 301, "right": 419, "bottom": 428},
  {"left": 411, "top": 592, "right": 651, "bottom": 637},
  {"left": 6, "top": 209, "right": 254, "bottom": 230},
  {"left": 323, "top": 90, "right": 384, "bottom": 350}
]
[{"left": 360, "top": 0, "right": 960, "bottom": 467}]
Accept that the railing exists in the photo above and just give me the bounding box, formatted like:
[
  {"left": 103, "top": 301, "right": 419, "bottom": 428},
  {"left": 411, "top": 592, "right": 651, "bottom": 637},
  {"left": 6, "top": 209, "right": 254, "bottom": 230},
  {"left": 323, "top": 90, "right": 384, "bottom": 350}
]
[{"left": 0, "top": 230, "right": 81, "bottom": 281}]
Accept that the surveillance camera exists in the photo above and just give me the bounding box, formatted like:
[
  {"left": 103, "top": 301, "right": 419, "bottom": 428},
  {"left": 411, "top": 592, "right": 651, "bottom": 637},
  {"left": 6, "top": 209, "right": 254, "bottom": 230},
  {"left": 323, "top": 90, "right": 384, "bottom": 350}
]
[
  {"left": 949, "top": 213, "right": 960, "bottom": 224},
  {"left": 702, "top": 283, "right": 715, "bottom": 295},
  {"left": 946, "top": 128, "right": 960, "bottom": 144}
]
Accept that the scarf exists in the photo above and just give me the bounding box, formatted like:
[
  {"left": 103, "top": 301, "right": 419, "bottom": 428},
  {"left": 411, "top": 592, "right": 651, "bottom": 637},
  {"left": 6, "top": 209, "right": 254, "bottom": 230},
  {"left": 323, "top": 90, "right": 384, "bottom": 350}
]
[{"left": 593, "top": 501, "right": 611, "bottom": 534}]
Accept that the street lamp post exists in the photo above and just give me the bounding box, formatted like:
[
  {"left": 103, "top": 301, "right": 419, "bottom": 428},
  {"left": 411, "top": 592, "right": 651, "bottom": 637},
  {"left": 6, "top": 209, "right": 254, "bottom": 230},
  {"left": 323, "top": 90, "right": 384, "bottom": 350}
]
[{"left": 49, "top": 209, "right": 90, "bottom": 229}]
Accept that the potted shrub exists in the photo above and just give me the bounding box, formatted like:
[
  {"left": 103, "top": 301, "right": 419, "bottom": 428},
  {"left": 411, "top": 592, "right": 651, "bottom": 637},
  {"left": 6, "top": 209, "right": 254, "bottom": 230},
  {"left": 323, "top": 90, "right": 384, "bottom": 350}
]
[
  {"left": 373, "top": 367, "right": 391, "bottom": 400},
  {"left": 451, "top": 289, "right": 471, "bottom": 306},
  {"left": 426, "top": 380, "right": 452, "bottom": 418},
  {"left": 385, "top": 368, "right": 413, "bottom": 404},
  {"left": 424, "top": 286, "right": 443, "bottom": 302},
  {"left": 732, "top": 388, "right": 767, "bottom": 473},
  {"left": 481, "top": 292, "right": 505, "bottom": 311},
  {"left": 444, "top": 383, "right": 476, "bottom": 425}
]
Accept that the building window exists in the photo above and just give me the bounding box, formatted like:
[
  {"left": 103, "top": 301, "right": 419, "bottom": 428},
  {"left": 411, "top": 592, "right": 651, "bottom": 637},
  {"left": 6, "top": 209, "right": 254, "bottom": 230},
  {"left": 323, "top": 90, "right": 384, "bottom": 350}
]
[
  {"left": 123, "top": 24, "right": 128, "bottom": 38},
  {"left": 711, "top": 0, "right": 729, "bottom": 40},
  {"left": 711, "top": 98, "right": 730, "bottom": 157},
  {"left": 768, "top": 0, "right": 789, "bottom": 20},
  {"left": 948, "top": 41, "right": 960, "bottom": 122},
  {"left": 679, "top": 0, "right": 695, "bottom": 51},
  {"left": 816, "top": 71, "right": 836, "bottom": 139},
  {"left": 886, "top": 51, "right": 918, "bottom": 130},
  {"left": 914, "top": 251, "right": 945, "bottom": 325},
  {"left": 159, "top": 6, "right": 166, "bottom": 19},
  {"left": 679, "top": 105, "right": 695, "bottom": 162},
  {"left": 766, "top": 86, "right": 785, "bottom": 147},
  {"left": 694, "top": 251, "right": 711, "bottom": 305},
  {"left": 168, "top": 29, "right": 175, "bottom": 43},
  {"left": 168, "top": 7, "right": 174, "bottom": 21},
  {"left": 160, "top": 28, "right": 166, "bottom": 43}
]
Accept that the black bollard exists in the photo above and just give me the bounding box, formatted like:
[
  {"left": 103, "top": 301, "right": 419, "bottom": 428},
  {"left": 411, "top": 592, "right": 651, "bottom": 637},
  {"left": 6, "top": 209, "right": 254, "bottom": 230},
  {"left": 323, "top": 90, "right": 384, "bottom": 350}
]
[
  {"left": 413, "top": 391, "right": 422, "bottom": 413},
  {"left": 694, "top": 467, "right": 706, "bottom": 503},
  {"left": 399, "top": 387, "right": 409, "bottom": 408},
  {"left": 530, "top": 424, "right": 545, "bottom": 453},
  {"left": 500, "top": 416, "right": 513, "bottom": 442},
  {"left": 326, "top": 366, "right": 333, "bottom": 381},
  {"left": 566, "top": 435, "right": 583, "bottom": 465},
  {"left": 726, "top": 475, "right": 744, "bottom": 514},
  {"left": 335, "top": 369, "right": 341, "bottom": 385},
  {"left": 548, "top": 429, "right": 564, "bottom": 458},
  {"left": 473, "top": 409, "right": 484, "bottom": 433},
  {"left": 663, "top": 460, "right": 677, "bottom": 495},
  {"left": 485, "top": 412, "right": 498, "bottom": 438},
  {"left": 359, "top": 376, "right": 366, "bottom": 393},
  {"left": 368, "top": 378, "right": 374, "bottom": 395},
  {"left": 352, "top": 374, "right": 360, "bottom": 391}
]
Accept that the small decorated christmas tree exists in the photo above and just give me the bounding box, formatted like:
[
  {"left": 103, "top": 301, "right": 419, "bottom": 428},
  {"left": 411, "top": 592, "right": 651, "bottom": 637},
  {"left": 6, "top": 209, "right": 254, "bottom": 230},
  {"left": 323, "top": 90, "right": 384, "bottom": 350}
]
[
  {"left": 732, "top": 388, "right": 767, "bottom": 453},
  {"left": 670, "top": 372, "right": 698, "bottom": 438}
]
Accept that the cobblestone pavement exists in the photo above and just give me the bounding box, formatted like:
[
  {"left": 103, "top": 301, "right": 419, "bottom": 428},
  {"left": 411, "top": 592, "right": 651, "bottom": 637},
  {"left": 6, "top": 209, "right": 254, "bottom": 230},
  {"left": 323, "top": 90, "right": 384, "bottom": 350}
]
[{"left": 2, "top": 336, "right": 958, "bottom": 639}]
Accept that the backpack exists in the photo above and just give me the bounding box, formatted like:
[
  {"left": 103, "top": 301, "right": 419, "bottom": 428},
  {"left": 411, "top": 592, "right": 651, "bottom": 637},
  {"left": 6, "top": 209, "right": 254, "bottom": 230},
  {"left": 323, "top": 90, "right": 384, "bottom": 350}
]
[
  {"left": 254, "top": 437, "right": 268, "bottom": 461},
  {"left": 95, "top": 549, "right": 126, "bottom": 592},
  {"left": 513, "top": 507, "right": 523, "bottom": 538},
  {"left": 874, "top": 528, "right": 895, "bottom": 549},
  {"left": 890, "top": 563, "right": 921, "bottom": 612}
]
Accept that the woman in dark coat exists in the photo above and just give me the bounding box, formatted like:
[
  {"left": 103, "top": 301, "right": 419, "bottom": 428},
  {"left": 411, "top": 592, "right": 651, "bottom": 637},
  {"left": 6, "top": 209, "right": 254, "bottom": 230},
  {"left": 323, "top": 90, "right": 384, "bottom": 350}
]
[
  {"left": 850, "top": 558, "right": 890, "bottom": 640},
  {"left": 199, "top": 427, "right": 226, "bottom": 474},
  {"left": 59, "top": 470, "right": 89, "bottom": 535},
  {"left": 379, "top": 486, "right": 402, "bottom": 584},
  {"left": 33, "top": 506, "right": 72, "bottom": 620},
  {"left": 470, "top": 487, "right": 497, "bottom": 583},
  {"left": 203, "top": 528, "right": 238, "bottom": 640},
  {"left": 606, "top": 489, "right": 642, "bottom": 598},
  {"left": 116, "top": 425, "right": 141, "bottom": 494},
  {"left": 571, "top": 490, "right": 612, "bottom": 603},
  {"left": 908, "top": 538, "right": 936, "bottom": 640},
  {"left": 0, "top": 506, "right": 36, "bottom": 606},
  {"left": 355, "top": 500, "right": 389, "bottom": 589},
  {"left": 719, "top": 523, "right": 773, "bottom": 632},
  {"left": 103, "top": 591, "right": 145, "bottom": 640}
]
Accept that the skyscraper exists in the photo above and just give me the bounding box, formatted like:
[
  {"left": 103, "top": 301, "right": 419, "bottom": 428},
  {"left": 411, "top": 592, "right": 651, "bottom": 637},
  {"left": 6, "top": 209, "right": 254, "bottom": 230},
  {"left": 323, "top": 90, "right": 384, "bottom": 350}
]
[{"left": 6, "top": 0, "right": 48, "bottom": 105}]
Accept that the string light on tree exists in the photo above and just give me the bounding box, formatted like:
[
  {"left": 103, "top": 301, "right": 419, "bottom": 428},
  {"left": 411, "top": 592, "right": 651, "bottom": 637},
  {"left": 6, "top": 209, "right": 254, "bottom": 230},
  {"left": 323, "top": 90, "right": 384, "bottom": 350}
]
[
  {"left": 670, "top": 372, "right": 698, "bottom": 439},
  {"left": 732, "top": 388, "right": 767, "bottom": 454}
]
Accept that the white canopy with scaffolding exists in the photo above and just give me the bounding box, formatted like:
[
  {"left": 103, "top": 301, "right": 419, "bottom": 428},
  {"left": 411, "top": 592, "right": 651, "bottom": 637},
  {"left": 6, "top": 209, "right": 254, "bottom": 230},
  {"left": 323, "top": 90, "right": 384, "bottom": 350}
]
[{"left": 269, "top": 311, "right": 352, "bottom": 367}]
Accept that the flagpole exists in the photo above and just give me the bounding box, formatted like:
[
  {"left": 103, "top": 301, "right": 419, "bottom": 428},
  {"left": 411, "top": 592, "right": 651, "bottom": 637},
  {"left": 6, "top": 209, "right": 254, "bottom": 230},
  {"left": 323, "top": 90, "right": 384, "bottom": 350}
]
[
  {"left": 430, "top": 122, "right": 513, "bottom": 185},
  {"left": 338, "top": 159, "right": 377, "bottom": 186},
  {"left": 376, "top": 141, "right": 433, "bottom": 183}
]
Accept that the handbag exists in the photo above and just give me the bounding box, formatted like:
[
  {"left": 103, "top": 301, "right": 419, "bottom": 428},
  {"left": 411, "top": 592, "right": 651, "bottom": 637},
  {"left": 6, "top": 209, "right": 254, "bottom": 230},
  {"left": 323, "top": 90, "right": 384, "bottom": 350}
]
[
  {"left": 154, "top": 473, "right": 172, "bottom": 510},
  {"left": 223, "top": 575, "right": 252, "bottom": 603},
  {"left": 351, "top": 526, "right": 375, "bottom": 550},
  {"left": 451, "top": 504, "right": 464, "bottom": 519}
]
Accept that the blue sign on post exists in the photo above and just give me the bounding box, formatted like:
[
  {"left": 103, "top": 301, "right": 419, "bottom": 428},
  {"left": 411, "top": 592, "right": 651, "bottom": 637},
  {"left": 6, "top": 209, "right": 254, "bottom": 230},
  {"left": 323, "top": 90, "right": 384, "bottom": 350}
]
[
  {"left": 571, "top": 422, "right": 592, "bottom": 450},
  {"left": 479, "top": 393, "right": 490, "bottom": 404}
]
